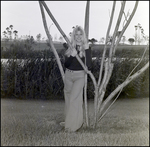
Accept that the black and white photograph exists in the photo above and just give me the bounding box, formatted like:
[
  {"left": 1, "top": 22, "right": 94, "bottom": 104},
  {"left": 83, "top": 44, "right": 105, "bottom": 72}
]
[{"left": 1, "top": 1, "right": 149, "bottom": 146}]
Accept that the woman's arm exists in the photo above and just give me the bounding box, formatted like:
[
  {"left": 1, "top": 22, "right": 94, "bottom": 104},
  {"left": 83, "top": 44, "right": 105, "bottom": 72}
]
[{"left": 85, "top": 47, "right": 92, "bottom": 70}]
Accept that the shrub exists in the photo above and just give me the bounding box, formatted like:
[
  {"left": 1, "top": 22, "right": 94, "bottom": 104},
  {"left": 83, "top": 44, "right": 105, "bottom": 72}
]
[{"left": 1, "top": 41, "right": 149, "bottom": 99}]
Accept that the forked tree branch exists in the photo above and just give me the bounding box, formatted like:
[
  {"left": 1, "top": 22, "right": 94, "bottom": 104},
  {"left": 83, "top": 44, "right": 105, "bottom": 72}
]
[
  {"left": 98, "top": 1, "right": 116, "bottom": 87},
  {"left": 98, "top": 43, "right": 149, "bottom": 121},
  {"left": 39, "top": 1, "right": 97, "bottom": 89},
  {"left": 99, "top": 61, "right": 149, "bottom": 121},
  {"left": 39, "top": 1, "right": 148, "bottom": 129},
  {"left": 109, "top": 1, "right": 126, "bottom": 63},
  {"left": 84, "top": 1, "right": 90, "bottom": 127},
  {"left": 39, "top": 2, "right": 65, "bottom": 81},
  {"left": 113, "top": 1, "right": 139, "bottom": 55}
]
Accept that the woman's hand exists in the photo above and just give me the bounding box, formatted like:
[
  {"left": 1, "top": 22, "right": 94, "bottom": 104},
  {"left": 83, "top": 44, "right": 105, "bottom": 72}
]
[{"left": 71, "top": 48, "right": 77, "bottom": 57}]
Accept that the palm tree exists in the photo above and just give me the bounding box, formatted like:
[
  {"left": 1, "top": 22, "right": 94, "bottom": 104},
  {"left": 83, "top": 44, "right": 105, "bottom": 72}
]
[
  {"left": 13, "top": 30, "right": 18, "bottom": 39},
  {"left": 9, "top": 25, "right": 13, "bottom": 30},
  {"left": 128, "top": 38, "right": 135, "bottom": 45},
  {"left": 3, "top": 31, "right": 7, "bottom": 38}
]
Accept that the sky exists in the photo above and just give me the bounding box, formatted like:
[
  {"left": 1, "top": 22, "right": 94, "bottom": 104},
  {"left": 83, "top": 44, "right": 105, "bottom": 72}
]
[{"left": 1, "top": 1, "right": 149, "bottom": 42}]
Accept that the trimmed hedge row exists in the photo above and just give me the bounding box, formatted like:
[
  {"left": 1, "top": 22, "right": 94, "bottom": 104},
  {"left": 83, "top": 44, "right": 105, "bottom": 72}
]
[
  {"left": 1, "top": 41, "right": 149, "bottom": 99},
  {"left": 1, "top": 55, "right": 149, "bottom": 99}
]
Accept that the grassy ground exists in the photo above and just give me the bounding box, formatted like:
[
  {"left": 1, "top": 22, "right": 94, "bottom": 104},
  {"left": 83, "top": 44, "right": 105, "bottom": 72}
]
[{"left": 1, "top": 97, "right": 149, "bottom": 146}]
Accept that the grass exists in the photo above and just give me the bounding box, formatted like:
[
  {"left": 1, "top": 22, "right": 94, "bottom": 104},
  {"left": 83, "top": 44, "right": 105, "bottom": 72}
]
[{"left": 1, "top": 97, "right": 149, "bottom": 146}]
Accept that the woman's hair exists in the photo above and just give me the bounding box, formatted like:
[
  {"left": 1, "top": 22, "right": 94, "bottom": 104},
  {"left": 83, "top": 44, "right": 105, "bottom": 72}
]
[{"left": 65, "top": 26, "right": 88, "bottom": 57}]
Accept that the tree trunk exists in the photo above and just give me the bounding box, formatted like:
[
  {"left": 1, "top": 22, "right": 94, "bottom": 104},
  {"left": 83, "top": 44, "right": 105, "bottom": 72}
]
[
  {"left": 99, "top": 61, "right": 149, "bottom": 121},
  {"left": 39, "top": 1, "right": 149, "bottom": 129},
  {"left": 84, "top": 1, "right": 90, "bottom": 127}
]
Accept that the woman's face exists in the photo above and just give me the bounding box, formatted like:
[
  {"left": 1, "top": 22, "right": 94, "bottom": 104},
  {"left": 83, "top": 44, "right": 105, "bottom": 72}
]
[{"left": 75, "top": 30, "right": 83, "bottom": 44}]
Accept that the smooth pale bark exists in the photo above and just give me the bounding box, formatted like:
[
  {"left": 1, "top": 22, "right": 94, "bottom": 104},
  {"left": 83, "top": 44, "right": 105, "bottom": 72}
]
[
  {"left": 39, "top": 2, "right": 65, "bottom": 81},
  {"left": 98, "top": 61, "right": 149, "bottom": 121},
  {"left": 84, "top": 1, "right": 90, "bottom": 39},
  {"left": 84, "top": 1, "right": 90, "bottom": 127},
  {"left": 39, "top": 1, "right": 149, "bottom": 129},
  {"left": 94, "top": 1, "right": 140, "bottom": 127},
  {"left": 112, "top": 1, "right": 139, "bottom": 55},
  {"left": 40, "top": 1, "right": 86, "bottom": 71},
  {"left": 93, "top": 1, "right": 116, "bottom": 128},
  {"left": 39, "top": 2, "right": 97, "bottom": 86},
  {"left": 39, "top": 1, "right": 97, "bottom": 126},
  {"left": 108, "top": 1, "right": 126, "bottom": 62},
  {"left": 98, "top": 1, "right": 116, "bottom": 87},
  {"left": 93, "top": 1, "right": 126, "bottom": 127}
]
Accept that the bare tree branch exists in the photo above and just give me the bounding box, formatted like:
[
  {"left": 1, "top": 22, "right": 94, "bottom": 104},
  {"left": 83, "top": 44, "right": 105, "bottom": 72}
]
[
  {"left": 84, "top": 1, "right": 90, "bottom": 127},
  {"left": 98, "top": 1, "right": 116, "bottom": 87},
  {"left": 98, "top": 43, "right": 149, "bottom": 121},
  {"left": 39, "top": 2, "right": 65, "bottom": 82},
  {"left": 113, "top": 1, "right": 139, "bottom": 55},
  {"left": 100, "top": 61, "right": 149, "bottom": 120}
]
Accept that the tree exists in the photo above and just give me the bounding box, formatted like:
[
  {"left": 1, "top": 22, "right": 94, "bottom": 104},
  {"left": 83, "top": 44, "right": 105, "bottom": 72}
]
[
  {"left": 99, "top": 37, "right": 105, "bottom": 44},
  {"left": 24, "top": 35, "right": 35, "bottom": 51},
  {"left": 63, "top": 42, "right": 68, "bottom": 49},
  {"left": 121, "top": 36, "right": 126, "bottom": 44},
  {"left": 59, "top": 36, "right": 64, "bottom": 43},
  {"left": 36, "top": 33, "right": 42, "bottom": 42},
  {"left": 54, "top": 34, "right": 58, "bottom": 41},
  {"left": 128, "top": 38, "right": 135, "bottom": 45},
  {"left": 2, "top": 25, "right": 18, "bottom": 41},
  {"left": 36, "top": 33, "right": 42, "bottom": 49},
  {"left": 9, "top": 25, "right": 13, "bottom": 30},
  {"left": 107, "top": 35, "right": 113, "bottom": 44},
  {"left": 134, "top": 23, "right": 146, "bottom": 45},
  {"left": 39, "top": 1, "right": 149, "bottom": 129},
  {"left": 2, "top": 31, "right": 9, "bottom": 41},
  {"left": 13, "top": 30, "right": 18, "bottom": 40},
  {"left": 89, "top": 38, "right": 98, "bottom": 44}
]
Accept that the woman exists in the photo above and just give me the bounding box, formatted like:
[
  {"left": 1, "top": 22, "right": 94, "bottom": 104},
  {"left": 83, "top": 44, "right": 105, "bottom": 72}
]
[{"left": 61, "top": 26, "right": 92, "bottom": 132}]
